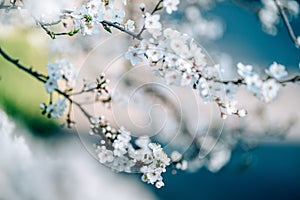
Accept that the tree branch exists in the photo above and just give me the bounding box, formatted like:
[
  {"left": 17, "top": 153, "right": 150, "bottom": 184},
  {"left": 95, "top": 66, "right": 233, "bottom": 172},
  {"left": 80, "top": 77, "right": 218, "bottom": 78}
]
[
  {"left": 274, "top": 0, "right": 299, "bottom": 48},
  {"left": 0, "top": 47, "right": 91, "bottom": 119}
]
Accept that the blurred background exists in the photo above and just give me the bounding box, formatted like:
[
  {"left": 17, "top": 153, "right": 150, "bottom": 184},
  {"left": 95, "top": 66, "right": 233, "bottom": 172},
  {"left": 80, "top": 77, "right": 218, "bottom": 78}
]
[{"left": 1, "top": 0, "right": 300, "bottom": 199}]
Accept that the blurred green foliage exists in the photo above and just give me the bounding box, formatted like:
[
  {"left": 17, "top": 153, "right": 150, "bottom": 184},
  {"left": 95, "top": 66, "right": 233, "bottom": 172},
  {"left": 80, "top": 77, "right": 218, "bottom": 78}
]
[{"left": 0, "top": 30, "right": 59, "bottom": 136}]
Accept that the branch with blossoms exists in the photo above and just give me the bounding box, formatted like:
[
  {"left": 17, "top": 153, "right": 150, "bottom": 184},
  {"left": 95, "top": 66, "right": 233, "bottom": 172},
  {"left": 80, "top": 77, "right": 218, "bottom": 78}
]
[
  {"left": 1, "top": 0, "right": 300, "bottom": 189},
  {"left": 0, "top": 46, "right": 174, "bottom": 188}
]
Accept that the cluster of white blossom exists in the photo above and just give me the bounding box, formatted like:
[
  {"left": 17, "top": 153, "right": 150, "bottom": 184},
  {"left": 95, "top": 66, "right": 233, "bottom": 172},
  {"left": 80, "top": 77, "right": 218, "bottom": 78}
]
[
  {"left": 237, "top": 62, "right": 288, "bottom": 103},
  {"left": 70, "top": 0, "right": 130, "bottom": 35},
  {"left": 40, "top": 98, "right": 67, "bottom": 119},
  {"left": 163, "top": 0, "right": 180, "bottom": 14},
  {"left": 259, "top": 0, "right": 299, "bottom": 35},
  {"left": 1, "top": 0, "right": 300, "bottom": 190},
  {"left": 45, "top": 59, "right": 77, "bottom": 93},
  {"left": 89, "top": 116, "right": 171, "bottom": 188},
  {"left": 125, "top": 27, "right": 246, "bottom": 118},
  {"left": 41, "top": 59, "right": 77, "bottom": 118}
]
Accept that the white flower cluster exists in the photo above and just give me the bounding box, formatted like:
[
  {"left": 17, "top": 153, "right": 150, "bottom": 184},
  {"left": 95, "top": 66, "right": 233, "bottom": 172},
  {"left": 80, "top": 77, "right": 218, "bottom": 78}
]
[
  {"left": 259, "top": 0, "right": 299, "bottom": 35},
  {"left": 140, "top": 143, "right": 171, "bottom": 188},
  {"left": 42, "top": 59, "right": 77, "bottom": 118},
  {"left": 237, "top": 62, "right": 288, "bottom": 102},
  {"left": 163, "top": 0, "right": 180, "bottom": 14},
  {"left": 45, "top": 59, "right": 78, "bottom": 93},
  {"left": 90, "top": 117, "right": 170, "bottom": 188},
  {"left": 71, "top": 0, "right": 133, "bottom": 35},
  {"left": 125, "top": 28, "right": 245, "bottom": 117},
  {"left": 40, "top": 98, "right": 67, "bottom": 119}
]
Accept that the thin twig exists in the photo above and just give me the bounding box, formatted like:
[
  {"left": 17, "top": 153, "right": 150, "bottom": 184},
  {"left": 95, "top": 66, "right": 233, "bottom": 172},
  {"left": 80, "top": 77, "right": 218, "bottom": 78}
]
[
  {"left": 101, "top": 20, "right": 142, "bottom": 40},
  {"left": 136, "top": 0, "right": 164, "bottom": 39},
  {"left": 35, "top": 19, "right": 69, "bottom": 39},
  {"left": 274, "top": 0, "right": 299, "bottom": 48}
]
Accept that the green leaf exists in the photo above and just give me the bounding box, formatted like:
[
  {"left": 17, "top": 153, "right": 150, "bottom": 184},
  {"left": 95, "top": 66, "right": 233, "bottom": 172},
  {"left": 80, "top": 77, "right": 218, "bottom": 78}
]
[
  {"left": 104, "top": 26, "right": 112, "bottom": 33},
  {"left": 49, "top": 32, "right": 56, "bottom": 39}
]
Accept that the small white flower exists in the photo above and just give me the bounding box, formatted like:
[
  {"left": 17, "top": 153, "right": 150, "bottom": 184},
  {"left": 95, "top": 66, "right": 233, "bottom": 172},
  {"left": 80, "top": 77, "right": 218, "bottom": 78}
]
[
  {"left": 147, "top": 168, "right": 163, "bottom": 184},
  {"left": 245, "top": 73, "right": 262, "bottom": 95},
  {"left": 190, "top": 43, "right": 206, "bottom": 66},
  {"left": 145, "top": 13, "right": 162, "bottom": 36},
  {"left": 165, "top": 53, "right": 179, "bottom": 67},
  {"left": 47, "top": 62, "right": 62, "bottom": 79},
  {"left": 170, "top": 38, "right": 189, "bottom": 55},
  {"left": 135, "top": 136, "right": 150, "bottom": 149},
  {"left": 146, "top": 48, "right": 164, "bottom": 62},
  {"left": 125, "top": 47, "right": 144, "bottom": 65},
  {"left": 72, "top": 5, "right": 101, "bottom": 36},
  {"left": 261, "top": 79, "right": 281, "bottom": 102},
  {"left": 181, "top": 72, "right": 192, "bottom": 86},
  {"left": 265, "top": 62, "right": 288, "bottom": 80},
  {"left": 225, "top": 100, "right": 238, "bottom": 115},
  {"left": 56, "top": 59, "right": 78, "bottom": 83},
  {"left": 110, "top": 8, "right": 125, "bottom": 23},
  {"left": 124, "top": 19, "right": 135, "bottom": 32},
  {"left": 163, "top": 0, "right": 180, "bottom": 14},
  {"left": 46, "top": 98, "right": 67, "bottom": 118},
  {"left": 155, "top": 181, "right": 165, "bottom": 188},
  {"left": 145, "top": 13, "right": 161, "bottom": 29},
  {"left": 238, "top": 109, "right": 247, "bottom": 117},
  {"left": 237, "top": 62, "right": 253, "bottom": 78},
  {"left": 45, "top": 77, "right": 58, "bottom": 93},
  {"left": 165, "top": 71, "right": 182, "bottom": 85},
  {"left": 86, "top": 0, "right": 102, "bottom": 10},
  {"left": 98, "top": 146, "right": 114, "bottom": 163}
]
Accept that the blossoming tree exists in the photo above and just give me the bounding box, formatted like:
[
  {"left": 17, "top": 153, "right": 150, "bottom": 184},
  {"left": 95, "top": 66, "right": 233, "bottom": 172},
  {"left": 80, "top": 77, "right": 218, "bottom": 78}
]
[{"left": 0, "top": 0, "right": 299, "bottom": 188}]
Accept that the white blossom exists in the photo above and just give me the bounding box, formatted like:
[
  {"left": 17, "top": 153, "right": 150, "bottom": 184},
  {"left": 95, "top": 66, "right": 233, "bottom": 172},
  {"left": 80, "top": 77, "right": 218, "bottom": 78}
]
[
  {"left": 110, "top": 8, "right": 125, "bottom": 23},
  {"left": 46, "top": 98, "right": 67, "bottom": 118},
  {"left": 261, "top": 79, "right": 281, "bottom": 102},
  {"left": 163, "top": 0, "right": 180, "bottom": 14},
  {"left": 146, "top": 48, "right": 164, "bottom": 62},
  {"left": 165, "top": 71, "right": 182, "bottom": 86},
  {"left": 225, "top": 100, "right": 238, "bottom": 115},
  {"left": 145, "top": 13, "right": 162, "bottom": 37},
  {"left": 97, "top": 146, "right": 114, "bottom": 163},
  {"left": 245, "top": 73, "right": 263, "bottom": 95},
  {"left": 266, "top": 62, "right": 288, "bottom": 80},
  {"left": 125, "top": 46, "right": 144, "bottom": 65},
  {"left": 124, "top": 19, "right": 135, "bottom": 32},
  {"left": 155, "top": 181, "right": 165, "bottom": 188},
  {"left": 238, "top": 109, "right": 247, "bottom": 117},
  {"left": 237, "top": 62, "right": 253, "bottom": 78},
  {"left": 45, "top": 77, "right": 58, "bottom": 93}
]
